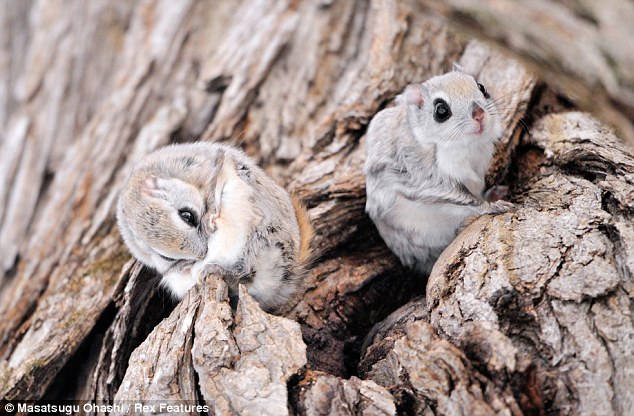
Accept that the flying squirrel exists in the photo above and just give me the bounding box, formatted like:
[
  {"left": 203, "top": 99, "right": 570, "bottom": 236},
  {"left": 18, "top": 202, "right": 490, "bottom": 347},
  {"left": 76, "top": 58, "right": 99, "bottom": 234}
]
[
  {"left": 117, "top": 142, "right": 313, "bottom": 312},
  {"left": 364, "top": 65, "right": 513, "bottom": 274}
]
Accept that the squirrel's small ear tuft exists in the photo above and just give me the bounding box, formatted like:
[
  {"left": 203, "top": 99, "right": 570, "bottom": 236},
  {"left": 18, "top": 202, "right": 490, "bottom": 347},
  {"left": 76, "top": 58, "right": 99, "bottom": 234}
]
[
  {"left": 452, "top": 62, "right": 465, "bottom": 72},
  {"left": 142, "top": 175, "right": 167, "bottom": 200},
  {"left": 402, "top": 84, "right": 424, "bottom": 108}
]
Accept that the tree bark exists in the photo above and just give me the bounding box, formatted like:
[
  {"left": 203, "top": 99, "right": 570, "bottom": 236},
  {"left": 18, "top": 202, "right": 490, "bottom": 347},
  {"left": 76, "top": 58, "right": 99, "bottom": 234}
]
[
  {"left": 0, "top": 0, "right": 632, "bottom": 415},
  {"left": 359, "top": 299, "right": 522, "bottom": 415},
  {"left": 425, "top": 112, "right": 634, "bottom": 416}
]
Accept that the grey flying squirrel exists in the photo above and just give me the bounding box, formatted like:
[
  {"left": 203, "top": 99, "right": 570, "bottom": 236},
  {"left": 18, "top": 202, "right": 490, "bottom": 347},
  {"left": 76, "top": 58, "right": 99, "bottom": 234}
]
[
  {"left": 117, "top": 142, "right": 313, "bottom": 312},
  {"left": 364, "top": 65, "right": 513, "bottom": 274}
]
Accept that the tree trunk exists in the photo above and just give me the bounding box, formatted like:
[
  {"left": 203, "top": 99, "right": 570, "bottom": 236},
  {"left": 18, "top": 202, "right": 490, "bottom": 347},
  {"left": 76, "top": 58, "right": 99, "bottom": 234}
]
[{"left": 0, "top": 0, "right": 632, "bottom": 415}]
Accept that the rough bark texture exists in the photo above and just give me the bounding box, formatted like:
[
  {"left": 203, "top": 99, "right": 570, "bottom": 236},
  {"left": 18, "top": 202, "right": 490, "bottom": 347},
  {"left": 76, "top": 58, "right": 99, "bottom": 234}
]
[
  {"left": 359, "top": 299, "right": 521, "bottom": 416},
  {"left": 292, "top": 371, "right": 396, "bottom": 416},
  {"left": 113, "top": 278, "right": 306, "bottom": 415},
  {"left": 427, "top": 112, "right": 634, "bottom": 416},
  {"left": 0, "top": 0, "right": 632, "bottom": 415}
]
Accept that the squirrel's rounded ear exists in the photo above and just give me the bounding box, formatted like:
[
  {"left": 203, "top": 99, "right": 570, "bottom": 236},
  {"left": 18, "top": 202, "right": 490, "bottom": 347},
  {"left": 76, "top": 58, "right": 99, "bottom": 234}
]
[
  {"left": 402, "top": 84, "right": 424, "bottom": 108},
  {"left": 452, "top": 62, "right": 465, "bottom": 72},
  {"left": 142, "top": 175, "right": 167, "bottom": 200}
]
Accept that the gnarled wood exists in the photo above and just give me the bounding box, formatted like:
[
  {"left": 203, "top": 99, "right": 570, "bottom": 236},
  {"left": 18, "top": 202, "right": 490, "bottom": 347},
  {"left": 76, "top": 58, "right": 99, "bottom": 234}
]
[
  {"left": 359, "top": 299, "right": 522, "bottom": 415},
  {"left": 1, "top": 0, "right": 631, "bottom": 415},
  {"left": 292, "top": 371, "right": 396, "bottom": 416},
  {"left": 428, "top": 112, "right": 634, "bottom": 415}
]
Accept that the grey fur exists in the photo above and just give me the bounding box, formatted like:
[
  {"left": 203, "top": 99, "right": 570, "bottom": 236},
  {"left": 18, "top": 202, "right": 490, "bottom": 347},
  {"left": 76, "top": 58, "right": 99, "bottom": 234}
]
[
  {"left": 364, "top": 70, "right": 512, "bottom": 274},
  {"left": 117, "top": 142, "right": 305, "bottom": 312}
]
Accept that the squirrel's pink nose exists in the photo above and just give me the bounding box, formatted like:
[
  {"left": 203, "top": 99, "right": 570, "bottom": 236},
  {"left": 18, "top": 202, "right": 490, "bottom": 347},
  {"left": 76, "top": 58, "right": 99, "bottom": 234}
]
[{"left": 472, "top": 105, "right": 485, "bottom": 122}]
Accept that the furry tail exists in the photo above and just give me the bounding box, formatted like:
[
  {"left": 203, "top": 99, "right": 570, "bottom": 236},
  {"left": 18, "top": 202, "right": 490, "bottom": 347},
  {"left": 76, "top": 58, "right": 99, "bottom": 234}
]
[{"left": 292, "top": 194, "right": 314, "bottom": 264}]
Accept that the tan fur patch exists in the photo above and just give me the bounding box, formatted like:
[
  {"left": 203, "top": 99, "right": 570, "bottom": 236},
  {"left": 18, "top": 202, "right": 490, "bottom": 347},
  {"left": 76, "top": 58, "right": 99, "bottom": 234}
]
[
  {"left": 292, "top": 195, "right": 314, "bottom": 264},
  {"left": 445, "top": 78, "right": 473, "bottom": 98}
]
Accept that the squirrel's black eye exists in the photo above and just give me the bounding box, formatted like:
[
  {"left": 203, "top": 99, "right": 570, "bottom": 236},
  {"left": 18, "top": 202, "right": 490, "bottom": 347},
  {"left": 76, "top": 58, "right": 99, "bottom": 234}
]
[
  {"left": 178, "top": 209, "right": 198, "bottom": 227},
  {"left": 433, "top": 99, "right": 452, "bottom": 123},
  {"left": 477, "top": 82, "right": 490, "bottom": 99}
]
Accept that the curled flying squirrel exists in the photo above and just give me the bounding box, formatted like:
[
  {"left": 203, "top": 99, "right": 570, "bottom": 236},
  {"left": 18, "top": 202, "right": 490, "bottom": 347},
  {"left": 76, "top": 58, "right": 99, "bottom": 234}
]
[
  {"left": 117, "top": 142, "right": 313, "bottom": 312},
  {"left": 364, "top": 65, "right": 513, "bottom": 274}
]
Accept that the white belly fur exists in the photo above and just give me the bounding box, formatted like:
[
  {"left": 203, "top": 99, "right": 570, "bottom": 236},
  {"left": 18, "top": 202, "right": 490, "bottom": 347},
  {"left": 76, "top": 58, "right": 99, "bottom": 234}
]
[
  {"left": 390, "top": 196, "right": 475, "bottom": 247},
  {"left": 436, "top": 140, "right": 492, "bottom": 196},
  {"left": 161, "top": 268, "right": 198, "bottom": 299}
]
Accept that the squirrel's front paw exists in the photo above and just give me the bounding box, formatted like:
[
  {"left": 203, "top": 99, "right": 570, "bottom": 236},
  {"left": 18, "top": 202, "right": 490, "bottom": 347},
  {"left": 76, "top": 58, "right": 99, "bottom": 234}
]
[
  {"left": 488, "top": 200, "right": 514, "bottom": 214},
  {"left": 196, "top": 263, "right": 227, "bottom": 283}
]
